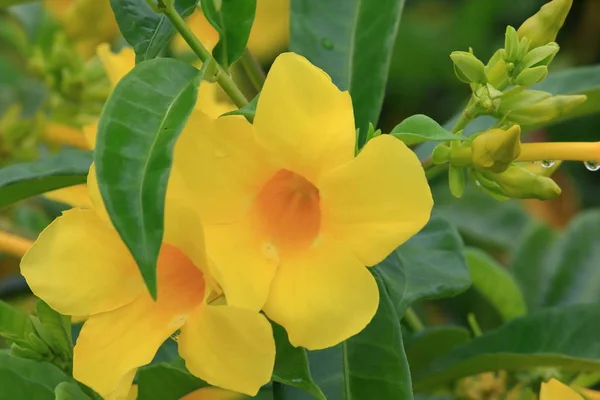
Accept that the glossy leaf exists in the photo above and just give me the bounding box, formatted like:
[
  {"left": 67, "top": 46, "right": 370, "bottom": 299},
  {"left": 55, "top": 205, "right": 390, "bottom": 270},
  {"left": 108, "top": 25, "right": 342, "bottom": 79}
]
[
  {"left": 391, "top": 114, "right": 464, "bottom": 146},
  {"left": 0, "top": 350, "right": 75, "bottom": 400},
  {"left": 95, "top": 58, "right": 202, "bottom": 298},
  {"left": 405, "top": 326, "right": 471, "bottom": 376},
  {"left": 465, "top": 248, "right": 527, "bottom": 321},
  {"left": 413, "top": 304, "right": 600, "bottom": 390},
  {"left": 0, "top": 150, "right": 91, "bottom": 208},
  {"left": 201, "top": 0, "right": 256, "bottom": 69},
  {"left": 544, "top": 211, "right": 600, "bottom": 306},
  {"left": 0, "top": 300, "right": 34, "bottom": 346},
  {"left": 510, "top": 222, "right": 559, "bottom": 310},
  {"left": 290, "top": 0, "right": 406, "bottom": 143},
  {"left": 137, "top": 363, "right": 208, "bottom": 400},
  {"left": 272, "top": 323, "right": 325, "bottom": 400},
  {"left": 109, "top": 0, "right": 198, "bottom": 62}
]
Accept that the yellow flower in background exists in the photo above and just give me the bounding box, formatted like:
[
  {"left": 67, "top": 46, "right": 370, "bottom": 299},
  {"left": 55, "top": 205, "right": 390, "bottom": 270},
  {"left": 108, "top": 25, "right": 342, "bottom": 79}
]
[
  {"left": 174, "top": 52, "right": 433, "bottom": 350},
  {"left": 540, "top": 379, "right": 583, "bottom": 400},
  {"left": 178, "top": 0, "right": 290, "bottom": 61},
  {"left": 21, "top": 167, "right": 275, "bottom": 399}
]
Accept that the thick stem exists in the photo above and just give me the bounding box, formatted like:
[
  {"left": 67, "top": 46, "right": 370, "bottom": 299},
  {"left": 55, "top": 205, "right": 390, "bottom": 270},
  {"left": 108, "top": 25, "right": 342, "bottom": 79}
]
[
  {"left": 162, "top": 4, "right": 249, "bottom": 108},
  {"left": 240, "top": 49, "right": 266, "bottom": 93},
  {"left": 404, "top": 307, "right": 425, "bottom": 332},
  {"left": 517, "top": 142, "right": 600, "bottom": 163},
  {"left": 0, "top": 231, "right": 33, "bottom": 258}
]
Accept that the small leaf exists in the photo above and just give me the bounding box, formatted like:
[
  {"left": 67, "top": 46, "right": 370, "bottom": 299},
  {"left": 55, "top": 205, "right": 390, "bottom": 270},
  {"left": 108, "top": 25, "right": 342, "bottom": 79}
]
[
  {"left": 109, "top": 0, "right": 198, "bottom": 62},
  {"left": 390, "top": 115, "right": 463, "bottom": 146},
  {"left": 137, "top": 363, "right": 208, "bottom": 400},
  {"left": 465, "top": 248, "right": 527, "bottom": 321},
  {"left": 0, "top": 150, "right": 91, "bottom": 208},
  {"left": 220, "top": 93, "right": 258, "bottom": 121},
  {"left": 0, "top": 300, "right": 34, "bottom": 346},
  {"left": 405, "top": 326, "right": 471, "bottom": 376},
  {"left": 271, "top": 322, "right": 326, "bottom": 400},
  {"left": 201, "top": 0, "right": 257, "bottom": 68},
  {"left": 54, "top": 382, "right": 92, "bottom": 400},
  {"left": 413, "top": 304, "right": 600, "bottom": 390},
  {"left": 95, "top": 58, "right": 202, "bottom": 298},
  {"left": 33, "top": 301, "right": 72, "bottom": 362}
]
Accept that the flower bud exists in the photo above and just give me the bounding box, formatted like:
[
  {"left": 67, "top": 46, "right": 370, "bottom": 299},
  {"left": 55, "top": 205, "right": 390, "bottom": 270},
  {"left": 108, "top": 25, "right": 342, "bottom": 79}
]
[
  {"left": 505, "top": 26, "right": 521, "bottom": 62},
  {"left": 499, "top": 89, "right": 552, "bottom": 112},
  {"left": 520, "top": 42, "right": 560, "bottom": 69},
  {"left": 472, "top": 170, "right": 510, "bottom": 201},
  {"left": 482, "top": 165, "right": 562, "bottom": 200},
  {"left": 432, "top": 144, "right": 451, "bottom": 164},
  {"left": 485, "top": 49, "right": 508, "bottom": 87},
  {"left": 450, "top": 51, "right": 487, "bottom": 84},
  {"left": 449, "top": 166, "right": 466, "bottom": 198},
  {"left": 517, "top": 0, "right": 573, "bottom": 49},
  {"left": 515, "top": 65, "right": 548, "bottom": 87},
  {"left": 474, "top": 84, "right": 503, "bottom": 112},
  {"left": 472, "top": 125, "right": 522, "bottom": 173},
  {"left": 508, "top": 94, "right": 587, "bottom": 125}
]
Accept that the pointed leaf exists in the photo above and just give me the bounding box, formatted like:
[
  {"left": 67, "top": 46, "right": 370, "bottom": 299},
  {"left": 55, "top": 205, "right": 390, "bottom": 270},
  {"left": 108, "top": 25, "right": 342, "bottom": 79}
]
[
  {"left": 137, "top": 363, "right": 208, "bottom": 400},
  {"left": 0, "top": 150, "right": 91, "bottom": 208},
  {"left": 390, "top": 114, "right": 464, "bottom": 146},
  {"left": 95, "top": 58, "right": 202, "bottom": 298}
]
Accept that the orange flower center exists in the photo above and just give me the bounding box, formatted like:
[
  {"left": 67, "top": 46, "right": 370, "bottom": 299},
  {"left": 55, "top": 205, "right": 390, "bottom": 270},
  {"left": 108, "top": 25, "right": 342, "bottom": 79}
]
[{"left": 254, "top": 169, "right": 321, "bottom": 252}]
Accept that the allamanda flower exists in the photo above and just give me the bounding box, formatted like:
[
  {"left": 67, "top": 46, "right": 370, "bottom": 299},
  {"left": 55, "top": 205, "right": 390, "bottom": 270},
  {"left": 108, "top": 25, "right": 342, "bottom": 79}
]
[
  {"left": 174, "top": 52, "right": 433, "bottom": 349},
  {"left": 20, "top": 169, "right": 275, "bottom": 398}
]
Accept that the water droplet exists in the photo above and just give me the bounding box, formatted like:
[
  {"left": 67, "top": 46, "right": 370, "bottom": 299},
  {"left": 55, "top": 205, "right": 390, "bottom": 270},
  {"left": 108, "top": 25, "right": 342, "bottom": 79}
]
[
  {"left": 475, "top": 180, "right": 482, "bottom": 187},
  {"left": 321, "top": 38, "right": 334, "bottom": 50},
  {"left": 584, "top": 160, "right": 600, "bottom": 171},
  {"left": 540, "top": 160, "right": 555, "bottom": 168}
]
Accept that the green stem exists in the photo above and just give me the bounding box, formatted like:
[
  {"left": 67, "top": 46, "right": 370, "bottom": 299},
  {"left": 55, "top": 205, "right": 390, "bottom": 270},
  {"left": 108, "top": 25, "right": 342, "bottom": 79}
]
[
  {"left": 467, "top": 313, "right": 482, "bottom": 337},
  {"left": 404, "top": 308, "right": 425, "bottom": 332},
  {"left": 240, "top": 49, "right": 266, "bottom": 94},
  {"left": 161, "top": 3, "right": 249, "bottom": 108},
  {"left": 451, "top": 99, "right": 479, "bottom": 133}
]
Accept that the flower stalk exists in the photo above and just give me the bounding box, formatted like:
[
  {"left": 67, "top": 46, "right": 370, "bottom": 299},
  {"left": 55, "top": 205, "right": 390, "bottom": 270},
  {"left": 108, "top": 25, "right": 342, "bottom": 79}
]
[{"left": 0, "top": 230, "right": 33, "bottom": 258}]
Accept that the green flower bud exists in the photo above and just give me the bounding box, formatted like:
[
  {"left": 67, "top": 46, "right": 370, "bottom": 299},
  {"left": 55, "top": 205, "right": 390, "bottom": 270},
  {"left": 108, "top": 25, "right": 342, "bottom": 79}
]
[
  {"left": 515, "top": 65, "right": 548, "bottom": 87},
  {"left": 471, "top": 170, "right": 510, "bottom": 201},
  {"left": 505, "top": 26, "right": 521, "bottom": 62},
  {"left": 521, "top": 42, "right": 559, "bottom": 69},
  {"left": 26, "top": 332, "right": 51, "bottom": 356},
  {"left": 508, "top": 94, "right": 587, "bottom": 125},
  {"left": 10, "top": 344, "right": 45, "bottom": 361},
  {"left": 499, "top": 89, "right": 552, "bottom": 112},
  {"left": 517, "top": 0, "right": 573, "bottom": 49},
  {"left": 449, "top": 165, "right": 466, "bottom": 198},
  {"left": 482, "top": 165, "right": 562, "bottom": 200},
  {"left": 485, "top": 49, "right": 508, "bottom": 87},
  {"left": 472, "top": 125, "right": 522, "bottom": 173},
  {"left": 432, "top": 144, "right": 451, "bottom": 164},
  {"left": 474, "top": 84, "right": 503, "bottom": 112},
  {"left": 450, "top": 51, "right": 487, "bottom": 84}
]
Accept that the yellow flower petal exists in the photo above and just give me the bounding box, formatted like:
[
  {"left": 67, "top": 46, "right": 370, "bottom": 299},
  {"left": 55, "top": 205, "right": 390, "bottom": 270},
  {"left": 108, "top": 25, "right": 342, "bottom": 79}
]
[
  {"left": 86, "top": 163, "right": 110, "bottom": 223},
  {"left": 174, "top": 111, "right": 275, "bottom": 224},
  {"left": 44, "top": 184, "right": 94, "bottom": 209},
  {"left": 540, "top": 379, "right": 583, "bottom": 400},
  {"left": 254, "top": 52, "right": 355, "bottom": 182},
  {"left": 263, "top": 235, "right": 379, "bottom": 350},
  {"left": 20, "top": 209, "right": 143, "bottom": 316},
  {"left": 74, "top": 244, "right": 206, "bottom": 399},
  {"left": 83, "top": 123, "right": 97, "bottom": 149},
  {"left": 319, "top": 135, "right": 433, "bottom": 266},
  {"left": 204, "top": 216, "right": 277, "bottom": 311},
  {"left": 196, "top": 82, "right": 236, "bottom": 119},
  {"left": 247, "top": 0, "right": 290, "bottom": 61},
  {"left": 181, "top": 387, "right": 245, "bottom": 400},
  {"left": 179, "top": 305, "right": 275, "bottom": 396},
  {"left": 97, "top": 43, "right": 135, "bottom": 88}
]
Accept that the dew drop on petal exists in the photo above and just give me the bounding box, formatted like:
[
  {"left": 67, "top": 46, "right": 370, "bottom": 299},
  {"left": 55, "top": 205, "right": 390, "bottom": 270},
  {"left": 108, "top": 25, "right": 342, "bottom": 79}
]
[
  {"left": 584, "top": 160, "right": 600, "bottom": 171},
  {"left": 321, "top": 38, "right": 334, "bottom": 50}
]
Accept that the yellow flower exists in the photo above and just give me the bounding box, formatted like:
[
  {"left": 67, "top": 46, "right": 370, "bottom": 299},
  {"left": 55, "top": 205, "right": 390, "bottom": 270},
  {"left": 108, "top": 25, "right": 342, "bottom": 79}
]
[
  {"left": 20, "top": 167, "right": 275, "bottom": 399},
  {"left": 176, "top": 0, "right": 289, "bottom": 61},
  {"left": 540, "top": 379, "right": 583, "bottom": 400},
  {"left": 174, "top": 53, "right": 433, "bottom": 349}
]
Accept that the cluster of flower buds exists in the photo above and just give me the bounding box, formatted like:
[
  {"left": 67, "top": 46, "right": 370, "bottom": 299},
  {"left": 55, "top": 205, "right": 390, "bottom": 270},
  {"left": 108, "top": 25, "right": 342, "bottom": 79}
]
[{"left": 449, "top": 0, "right": 583, "bottom": 127}]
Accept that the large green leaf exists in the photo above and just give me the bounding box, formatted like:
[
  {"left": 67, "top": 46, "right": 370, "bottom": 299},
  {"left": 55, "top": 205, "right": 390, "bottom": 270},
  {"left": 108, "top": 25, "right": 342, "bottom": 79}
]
[
  {"left": 405, "top": 326, "right": 471, "bottom": 376},
  {"left": 0, "top": 350, "right": 75, "bottom": 400},
  {"left": 413, "top": 304, "right": 600, "bottom": 390},
  {"left": 390, "top": 114, "right": 464, "bottom": 146},
  {"left": 137, "top": 363, "right": 207, "bottom": 400},
  {"left": 109, "top": 0, "right": 198, "bottom": 62},
  {"left": 272, "top": 323, "right": 325, "bottom": 400},
  {"left": 544, "top": 210, "right": 600, "bottom": 306},
  {"left": 95, "top": 58, "right": 202, "bottom": 298},
  {"left": 465, "top": 248, "right": 527, "bottom": 321},
  {"left": 0, "top": 150, "right": 91, "bottom": 208},
  {"left": 510, "top": 222, "right": 559, "bottom": 310},
  {"left": 290, "top": 0, "right": 406, "bottom": 143},
  {"left": 201, "top": 0, "right": 256, "bottom": 69}
]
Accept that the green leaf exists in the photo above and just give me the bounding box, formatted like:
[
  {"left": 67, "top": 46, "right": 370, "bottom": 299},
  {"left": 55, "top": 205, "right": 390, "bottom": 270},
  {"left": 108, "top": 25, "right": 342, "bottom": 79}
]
[
  {"left": 413, "top": 304, "right": 600, "bottom": 390},
  {"left": 390, "top": 114, "right": 464, "bottom": 146},
  {"left": 0, "top": 300, "right": 34, "bottom": 346},
  {"left": 464, "top": 248, "right": 527, "bottom": 321},
  {"left": 54, "top": 382, "right": 92, "bottom": 400},
  {"left": 109, "top": 0, "right": 198, "bottom": 62},
  {"left": 221, "top": 93, "right": 258, "bottom": 121},
  {"left": 376, "top": 217, "right": 471, "bottom": 318},
  {"left": 0, "top": 0, "right": 36, "bottom": 7},
  {"left": 510, "top": 222, "right": 559, "bottom": 310},
  {"left": 290, "top": 0, "right": 406, "bottom": 144},
  {"left": 0, "top": 350, "right": 75, "bottom": 400},
  {"left": 137, "top": 363, "right": 208, "bottom": 400},
  {"left": 201, "top": 0, "right": 256, "bottom": 69},
  {"left": 272, "top": 323, "right": 326, "bottom": 400},
  {"left": 0, "top": 150, "right": 91, "bottom": 208},
  {"left": 405, "top": 326, "right": 471, "bottom": 376},
  {"left": 544, "top": 210, "right": 600, "bottom": 306},
  {"left": 33, "top": 301, "right": 72, "bottom": 362},
  {"left": 95, "top": 58, "right": 202, "bottom": 298}
]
